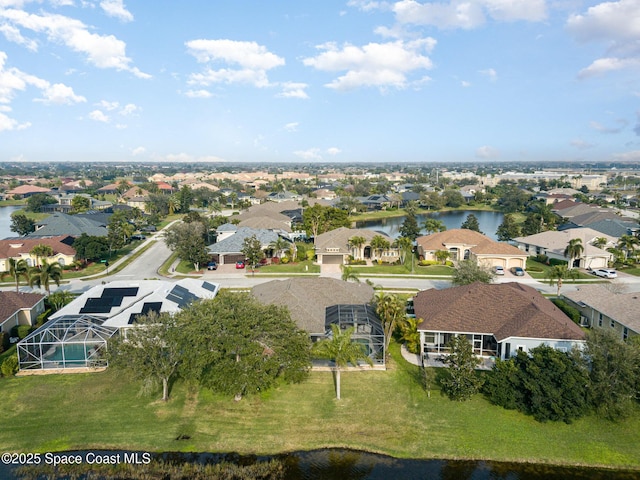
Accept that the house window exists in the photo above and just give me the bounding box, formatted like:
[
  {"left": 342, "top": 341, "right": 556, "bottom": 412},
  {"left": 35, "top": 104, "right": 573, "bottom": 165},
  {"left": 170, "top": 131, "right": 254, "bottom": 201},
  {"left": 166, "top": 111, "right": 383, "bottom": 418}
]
[
  {"left": 517, "top": 345, "right": 526, "bottom": 352},
  {"left": 598, "top": 313, "right": 603, "bottom": 327},
  {"left": 623, "top": 328, "right": 629, "bottom": 341},
  {"left": 326, "top": 248, "right": 339, "bottom": 253},
  {"left": 424, "top": 333, "right": 435, "bottom": 344},
  {"left": 610, "top": 319, "right": 615, "bottom": 328}
]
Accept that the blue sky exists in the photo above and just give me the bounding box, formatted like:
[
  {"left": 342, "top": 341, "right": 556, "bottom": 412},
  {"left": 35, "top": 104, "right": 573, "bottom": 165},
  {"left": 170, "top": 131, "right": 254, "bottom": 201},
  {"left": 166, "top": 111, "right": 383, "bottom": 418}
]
[{"left": 0, "top": 0, "right": 639, "bottom": 164}]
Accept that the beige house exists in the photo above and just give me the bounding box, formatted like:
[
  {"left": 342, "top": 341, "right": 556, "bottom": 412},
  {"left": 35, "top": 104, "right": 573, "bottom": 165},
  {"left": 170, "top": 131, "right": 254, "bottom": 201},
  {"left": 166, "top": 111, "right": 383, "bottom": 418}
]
[
  {"left": 0, "top": 291, "right": 46, "bottom": 334},
  {"left": 314, "top": 227, "right": 399, "bottom": 265},
  {"left": 513, "top": 228, "right": 615, "bottom": 269},
  {"left": 416, "top": 229, "right": 527, "bottom": 269},
  {"left": 0, "top": 236, "right": 76, "bottom": 271},
  {"left": 562, "top": 285, "right": 639, "bottom": 340}
]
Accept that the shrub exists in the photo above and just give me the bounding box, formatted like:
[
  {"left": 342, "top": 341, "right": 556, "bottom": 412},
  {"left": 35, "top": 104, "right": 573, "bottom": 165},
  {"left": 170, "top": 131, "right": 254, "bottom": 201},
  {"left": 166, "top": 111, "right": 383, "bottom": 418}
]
[
  {"left": 11, "top": 325, "right": 32, "bottom": 340},
  {"left": 1, "top": 355, "right": 19, "bottom": 377},
  {"left": 35, "top": 309, "right": 51, "bottom": 327},
  {"left": 280, "top": 257, "right": 290, "bottom": 264},
  {"left": 0, "top": 333, "right": 8, "bottom": 352},
  {"left": 534, "top": 254, "right": 549, "bottom": 264},
  {"left": 549, "top": 258, "right": 568, "bottom": 267},
  {"left": 551, "top": 299, "right": 581, "bottom": 324},
  {"left": 418, "top": 260, "right": 439, "bottom": 266}
]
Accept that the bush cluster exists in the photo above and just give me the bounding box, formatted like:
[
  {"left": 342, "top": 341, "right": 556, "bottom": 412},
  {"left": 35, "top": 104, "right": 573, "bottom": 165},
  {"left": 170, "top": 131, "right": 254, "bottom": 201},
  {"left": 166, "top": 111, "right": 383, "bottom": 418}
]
[{"left": 551, "top": 299, "right": 581, "bottom": 324}]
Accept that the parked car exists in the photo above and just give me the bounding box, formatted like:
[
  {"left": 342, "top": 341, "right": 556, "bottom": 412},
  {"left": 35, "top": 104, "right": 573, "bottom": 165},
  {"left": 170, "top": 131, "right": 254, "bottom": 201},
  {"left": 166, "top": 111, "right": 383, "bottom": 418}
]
[
  {"left": 510, "top": 266, "right": 525, "bottom": 276},
  {"left": 235, "top": 260, "right": 245, "bottom": 269},
  {"left": 593, "top": 268, "right": 617, "bottom": 279},
  {"left": 207, "top": 261, "right": 218, "bottom": 271},
  {"left": 130, "top": 234, "right": 146, "bottom": 241},
  {"left": 494, "top": 266, "right": 505, "bottom": 275}
]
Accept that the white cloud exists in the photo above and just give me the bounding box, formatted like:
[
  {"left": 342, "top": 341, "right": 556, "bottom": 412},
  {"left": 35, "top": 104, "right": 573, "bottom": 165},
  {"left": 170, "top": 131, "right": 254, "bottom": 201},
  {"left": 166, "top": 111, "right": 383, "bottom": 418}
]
[
  {"left": 479, "top": 68, "right": 497, "bottom": 81},
  {"left": 131, "top": 146, "right": 145, "bottom": 156},
  {"left": 277, "top": 82, "right": 309, "bottom": 99},
  {"left": 186, "top": 39, "right": 284, "bottom": 88},
  {"left": 612, "top": 149, "right": 640, "bottom": 161},
  {"left": 284, "top": 122, "right": 299, "bottom": 132},
  {"left": 327, "top": 147, "right": 342, "bottom": 155},
  {"left": 570, "top": 139, "right": 595, "bottom": 149},
  {"left": 475, "top": 145, "right": 499, "bottom": 158},
  {"left": 590, "top": 118, "right": 628, "bottom": 134},
  {"left": 96, "top": 100, "right": 119, "bottom": 110},
  {"left": 347, "top": 0, "right": 392, "bottom": 12},
  {"left": 0, "top": 8, "right": 150, "bottom": 78},
  {"left": 461, "top": 80, "right": 471, "bottom": 87},
  {"left": 184, "top": 89, "right": 212, "bottom": 98},
  {"left": 119, "top": 103, "right": 138, "bottom": 115},
  {"left": 567, "top": 0, "right": 640, "bottom": 78},
  {"left": 88, "top": 109, "right": 109, "bottom": 122},
  {"left": 35, "top": 82, "right": 86, "bottom": 104},
  {"left": 0, "top": 111, "right": 30, "bottom": 131},
  {"left": 0, "top": 23, "right": 37, "bottom": 50},
  {"left": 303, "top": 38, "right": 436, "bottom": 91},
  {"left": 294, "top": 148, "right": 323, "bottom": 160},
  {"left": 392, "top": 0, "right": 546, "bottom": 30},
  {"left": 100, "top": 0, "right": 133, "bottom": 22}
]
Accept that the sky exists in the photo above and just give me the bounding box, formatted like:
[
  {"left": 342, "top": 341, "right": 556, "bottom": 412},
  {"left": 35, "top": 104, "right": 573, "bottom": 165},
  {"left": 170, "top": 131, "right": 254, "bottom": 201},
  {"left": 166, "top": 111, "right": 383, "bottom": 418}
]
[{"left": 0, "top": 0, "right": 639, "bottom": 164}]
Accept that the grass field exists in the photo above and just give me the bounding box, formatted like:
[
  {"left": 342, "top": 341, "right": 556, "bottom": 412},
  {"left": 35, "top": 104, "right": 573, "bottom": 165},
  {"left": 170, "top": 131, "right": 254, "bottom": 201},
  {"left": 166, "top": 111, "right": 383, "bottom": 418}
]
[
  {"left": 255, "top": 260, "right": 320, "bottom": 274},
  {"left": 1, "top": 343, "right": 638, "bottom": 469},
  {"left": 352, "top": 264, "right": 454, "bottom": 276}
]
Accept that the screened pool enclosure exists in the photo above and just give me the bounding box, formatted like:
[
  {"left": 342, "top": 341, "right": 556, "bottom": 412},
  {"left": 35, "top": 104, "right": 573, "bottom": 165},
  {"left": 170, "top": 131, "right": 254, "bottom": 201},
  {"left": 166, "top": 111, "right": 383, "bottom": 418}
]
[{"left": 18, "top": 315, "right": 118, "bottom": 370}]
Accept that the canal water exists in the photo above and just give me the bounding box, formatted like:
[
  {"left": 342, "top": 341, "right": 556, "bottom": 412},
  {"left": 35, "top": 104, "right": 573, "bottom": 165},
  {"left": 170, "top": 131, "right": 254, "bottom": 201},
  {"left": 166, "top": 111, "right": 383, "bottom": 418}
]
[
  {"left": 355, "top": 210, "right": 505, "bottom": 240},
  {"left": 1, "top": 449, "right": 634, "bottom": 479},
  {"left": 0, "top": 205, "right": 21, "bottom": 239}
]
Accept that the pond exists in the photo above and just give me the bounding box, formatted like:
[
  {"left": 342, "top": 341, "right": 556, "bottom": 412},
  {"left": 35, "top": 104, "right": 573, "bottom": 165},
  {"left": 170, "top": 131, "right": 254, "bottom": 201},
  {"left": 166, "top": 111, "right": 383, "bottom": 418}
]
[
  {"left": 2, "top": 449, "right": 635, "bottom": 479},
  {"left": 0, "top": 205, "right": 22, "bottom": 239},
  {"left": 355, "top": 210, "right": 505, "bottom": 240}
]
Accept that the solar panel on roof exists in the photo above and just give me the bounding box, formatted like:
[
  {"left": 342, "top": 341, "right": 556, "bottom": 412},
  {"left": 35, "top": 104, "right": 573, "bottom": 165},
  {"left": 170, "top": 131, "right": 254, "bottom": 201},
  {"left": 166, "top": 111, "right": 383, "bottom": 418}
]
[
  {"left": 103, "top": 287, "right": 139, "bottom": 297},
  {"left": 128, "top": 302, "right": 163, "bottom": 324},
  {"left": 202, "top": 282, "right": 216, "bottom": 292},
  {"left": 80, "top": 304, "right": 112, "bottom": 314},
  {"left": 166, "top": 285, "right": 199, "bottom": 307}
]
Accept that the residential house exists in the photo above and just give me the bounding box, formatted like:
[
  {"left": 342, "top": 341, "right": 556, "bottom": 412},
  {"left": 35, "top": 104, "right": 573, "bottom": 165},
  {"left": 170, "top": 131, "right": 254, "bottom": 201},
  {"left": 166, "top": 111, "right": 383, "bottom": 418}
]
[
  {"left": 314, "top": 227, "right": 399, "bottom": 265},
  {"left": 122, "top": 187, "right": 151, "bottom": 210},
  {"left": 207, "top": 226, "right": 284, "bottom": 264},
  {"left": 0, "top": 292, "right": 46, "bottom": 334},
  {"left": 414, "top": 282, "right": 586, "bottom": 363},
  {"left": 41, "top": 193, "right": 112, "bottom": 214},
  {"left": 312, "top": 188, "right": 337, "bottom": 200},
  {"left": 513, "top": 228, "right": 614, "bottom": 269},
  {"left": 562, "top": 285, "right": 639, "bottom": 340},
  {"left": 5, "top": 185, "right": 52, "bottom": 199},
  {"left": 357, "top": 195, "right": 392, "bottom": 210},
  {"left": 416, "top": 229, "right": 527, "bottom": 269},
  {"left": 252, "top": 278, "right": 384, "bottom": 367},
  {"left": 265, "top": 191, "right": 301, "bottom": 203},
  {"left": 0, "top": 235, "right": 76, "bottom": 270},
  {"left": 27, "top": 213, "right": 109, "bottom": 238},
  {"left": 18, "top": 279, "right": 219, "bottom": 372}
]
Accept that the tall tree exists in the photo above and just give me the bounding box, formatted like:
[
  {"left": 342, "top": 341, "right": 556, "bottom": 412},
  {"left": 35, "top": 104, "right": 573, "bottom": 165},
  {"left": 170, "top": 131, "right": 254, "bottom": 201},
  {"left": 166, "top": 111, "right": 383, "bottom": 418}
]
[
  {"left": 375, "top": 292, "right": 406, "bottom": 356},
  {"left": 108, "top": 312, "right": 182, "bottom": 401},
  {"left": 241, "top": 235, "right": 265, "bottom": 271},
  {"left": 268, "top": 236, "right": 289, "bottom": 259},
  {"left": 164, "top": 222, "right": 209, "bottom": 271},
  {"left": 452, "top": 260, "right": 494, "bottom": 285},
  {"left": 495, "top": 214, "right": 521, "bottom": 241},
  {"left": 584, "top": 329, "right": 640, "bottom": 421},
  {"left": 617, "top": 234, "right": 639, "bottom": 261},
  {"left": 423, "top": 218, "right": 446, "bottom": 235},
  {"left": 9, "top": 212, "right": 35, "bottom": 236},
  {"left": 30, "top": 244, "right": 54, "bottom": 267},
  {"left": 28, "top": 259, "right": 63, "bottom": 294},
  {"left": 179, "top": 292, "right": 311, "bottom": 400},
  {"left": 1, "top": 258, "right": 29, "bottom": 292},
  {"left": 394, "top": 236, "right": 414, "bottom": 268},
  {"left": 370, "top": 235, "right": 390, "bottom": 261},
  {"left": 399, "top": 212, "right": 421, "bottom": 241},
  {"left": 434, "top": 249, "right": 450, "bottom": 265},
  {"left": 564, "top": 238, "right": 584, "bottom": 269},
  {"left": 341, "top": 266, "right": 360, "bottom": 283},
  {"left": 47, "top": 290, "right": 75, "bottom": 312},
  {"left": 26, "top": 193, "right": 56, "bottom": 213},
  {"left": 460, "top": 213, "right": 482, "bottom": 233},
  {"left": 71, "top": 195, "right": 91, "bottom": 213},
  {"left": 348, "top": 236, "right": 366, "bottom": 259},
  {"left": 313, "top": 324, "right": 372, "bottom": 400},
  {"left": 441, "top": 335, "right": 483, "bottom": 401}
]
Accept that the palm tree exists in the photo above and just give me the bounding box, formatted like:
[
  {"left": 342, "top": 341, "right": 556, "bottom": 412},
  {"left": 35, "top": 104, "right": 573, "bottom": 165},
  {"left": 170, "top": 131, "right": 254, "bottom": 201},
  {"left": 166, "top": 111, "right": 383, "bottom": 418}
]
[
  {"left": 28, "top": 259, "right": 63, "bottom": 294},
  {"left": 348, "top": 236, "right": 366, "bottom": 260},
  {"left": 313, "top": 324, "right": 373, "bottom": 400},
  {"left": 434, "top": 249, "right": 450, "bottom": 265},
  {"left": 593, "top": 237, "right": 608, "bottom": 249},
  {"left": 549, "top": 264, "right": 569, "bottom": 296},
  {"left": 394, "top": 236, "right": 414, "bottom": 269},
  {"left": 1, "top": 258, "right": 29, "bottom": 292},
  {"left": 375, "top": 292, "right": 406, "bottom": 355},
  {"left": 341, "top": 265, "right": 360, "bottom": 283},
  {"left": 423, "top": 218, "right": 446, "bottom": 235},
  {"left": 564, "top": 238, "right": 584, "bottom": 269},
  {"left": 167, "top": 195, "right": 180, "bottom": 215},
  {"left": 617, "top": 234, "right": 639, "bottom": 261},
  {"left": 370, "top": 235, "right": 390, "bottom": 262},
  {"left": 30, "top": 244, "right": 54, "bottom": 268},
  {"left": 268, "top": 236, "right": 289, "bottom": 259}
]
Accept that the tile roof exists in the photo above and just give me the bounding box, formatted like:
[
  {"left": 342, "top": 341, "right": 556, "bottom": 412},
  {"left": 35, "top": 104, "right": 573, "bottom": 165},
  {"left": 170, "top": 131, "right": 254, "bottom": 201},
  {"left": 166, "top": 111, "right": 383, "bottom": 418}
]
[
  {"left": 0, "top": 291, "right": 45, "bottom": 323},
  {"left": 416, "top": 229, "right": 525, "bottom": 256},
  {"left": 252, "top": 277, "right": 374, "bottom": 333},
  {"left": 6, "top": 185, "right": 51, "bottom": 195},
  {"left": 27, "top": 213, "right": 108, "bottom": 238},
  {"left": 414, "top": 282, "right": 584, "bottom": 342},
  {"left": 207, "top": 226, "right": 280, "bottom": 254},
  {"left": 563, "top": 285, "right": 640, "bottom": 333},
  {"left": 514, "top": 228, "right": 616, "bottom": 256},
  {"left": 314, "top": 227, "right": 393, "bottom": 254},
  {"left": 0, "top": 235, "right": 76, "bottom": 258}
]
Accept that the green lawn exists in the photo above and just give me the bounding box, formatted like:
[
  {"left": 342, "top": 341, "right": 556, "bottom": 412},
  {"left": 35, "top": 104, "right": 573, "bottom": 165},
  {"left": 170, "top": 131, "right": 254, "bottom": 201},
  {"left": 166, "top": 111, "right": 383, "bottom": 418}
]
[
  {"left": 255, "top": 260, "right": 320, "bottom": 274},
  {"left": 1, "top": 343, "right": 638, "bottom": 469},
  {"left": 351, "top": 264, "right": 454, "bottom": 276},
  {"left": 525, "top": 259, "right": 594, "bottom": 281}
]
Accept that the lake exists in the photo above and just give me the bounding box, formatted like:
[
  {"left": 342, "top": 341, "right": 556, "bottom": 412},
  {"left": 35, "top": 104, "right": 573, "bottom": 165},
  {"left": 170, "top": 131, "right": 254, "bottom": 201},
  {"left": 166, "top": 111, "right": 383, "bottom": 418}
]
[
  {"left": 355, "top": 210, "right": 505, "bottom": 240},
  {"left": 0, "top": 205, "right": 21, "bottom": 239}
]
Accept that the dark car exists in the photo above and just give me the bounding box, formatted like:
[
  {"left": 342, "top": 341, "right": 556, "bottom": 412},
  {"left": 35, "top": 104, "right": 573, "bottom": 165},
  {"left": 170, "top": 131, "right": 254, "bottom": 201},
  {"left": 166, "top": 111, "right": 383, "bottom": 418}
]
[
  {"left": 207, "top": 261, "right": 218, "bottom": 271},
  {"left": 235, "top": 260, "right": 245, "bottom": 269},
  {"left": 130, "top": 234, "right": 146, "bottom": 241},
  {"left": 510, "top": 266, "right": 525, "bottom": 276}
]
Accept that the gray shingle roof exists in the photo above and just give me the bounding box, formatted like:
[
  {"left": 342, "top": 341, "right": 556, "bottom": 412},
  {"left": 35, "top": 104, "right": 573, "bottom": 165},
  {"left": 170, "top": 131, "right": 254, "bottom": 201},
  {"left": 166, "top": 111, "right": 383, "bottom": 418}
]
[
  {"left": 563, "top": 285, "right": 640, "bottom": 333},
  {"left": 27, "top": 213, "right": 109, "bottom": 238},
  {"left": 207, "top": 227, "right": 279, "bottom": 254}
]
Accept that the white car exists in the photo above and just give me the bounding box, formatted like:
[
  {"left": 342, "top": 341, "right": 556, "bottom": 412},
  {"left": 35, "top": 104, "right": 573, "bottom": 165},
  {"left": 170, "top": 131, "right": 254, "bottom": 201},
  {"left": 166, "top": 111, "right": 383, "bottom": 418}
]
[
  {"left": 594, "top": 268, "right": 617, "bottom": 279},
  {"left": 494, "top": 266, "right": 505, "bottom": 275}
]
